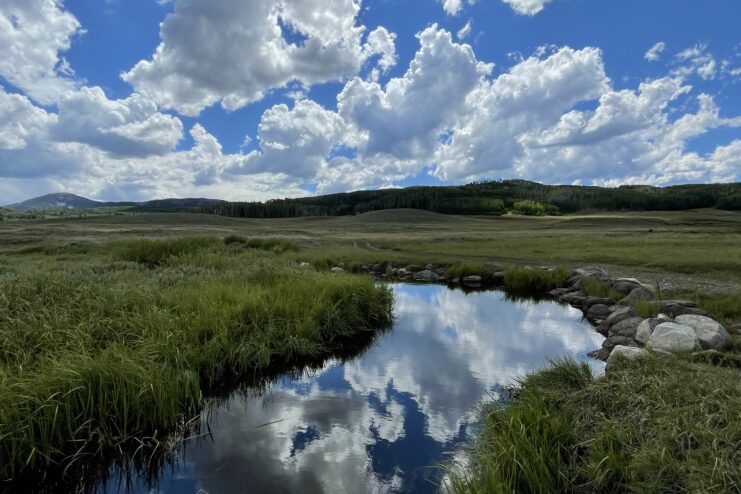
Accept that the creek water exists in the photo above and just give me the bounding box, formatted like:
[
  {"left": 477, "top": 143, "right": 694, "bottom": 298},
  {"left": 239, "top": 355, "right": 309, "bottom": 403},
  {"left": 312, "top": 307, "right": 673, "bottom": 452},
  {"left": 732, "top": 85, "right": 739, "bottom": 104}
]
[{"left": 99, "top": 283, "right": 604, "bottom": 493}]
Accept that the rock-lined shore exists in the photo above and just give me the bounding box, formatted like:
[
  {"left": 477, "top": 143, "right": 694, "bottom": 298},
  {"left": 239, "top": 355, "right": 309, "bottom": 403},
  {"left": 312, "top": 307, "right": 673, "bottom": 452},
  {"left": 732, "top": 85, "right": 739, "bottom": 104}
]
[
  {"left": 312, "top": 261, "right": 732, "bottom": 369},
  {"left": 548, "top": 266, "right": 732, "bottom": 370}
]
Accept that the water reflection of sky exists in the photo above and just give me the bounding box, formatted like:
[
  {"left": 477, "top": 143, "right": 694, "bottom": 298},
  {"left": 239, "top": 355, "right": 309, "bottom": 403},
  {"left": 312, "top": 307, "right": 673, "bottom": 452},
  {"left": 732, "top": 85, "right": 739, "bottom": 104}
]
[{"left": 110, "top": 284, "right": 604, "bottom": 494}]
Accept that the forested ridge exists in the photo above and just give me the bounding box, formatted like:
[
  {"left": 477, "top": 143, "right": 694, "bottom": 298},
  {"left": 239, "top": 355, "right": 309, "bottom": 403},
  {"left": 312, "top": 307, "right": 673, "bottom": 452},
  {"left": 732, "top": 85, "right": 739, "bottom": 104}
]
[{"left": 200, "top": 180, "right": 741, "bottom": 218}]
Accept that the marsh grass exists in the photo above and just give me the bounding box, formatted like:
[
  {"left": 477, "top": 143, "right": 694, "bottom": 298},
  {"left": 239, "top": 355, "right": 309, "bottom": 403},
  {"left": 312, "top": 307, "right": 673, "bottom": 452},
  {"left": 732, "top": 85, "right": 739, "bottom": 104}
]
[
  {"left": 503, "top": 267, "right": 570, "bottom": 294},
  {"left": 580, "top": 277, "right": 623, "bottom": 302},
  {"left": 0, "top": 238, "right": 392, "bottom": 480},
  {"left": 445, "top": 357, "right": 741, "bottom": 494}
]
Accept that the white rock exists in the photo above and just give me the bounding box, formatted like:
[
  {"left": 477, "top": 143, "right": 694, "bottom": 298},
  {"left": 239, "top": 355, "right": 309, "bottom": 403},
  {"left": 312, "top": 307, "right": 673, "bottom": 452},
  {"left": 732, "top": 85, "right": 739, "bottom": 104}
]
[
  {"left": 674, "top": 315, "right": 731, "bottom": 350},
  {"left": 606, "top": 345, "right": 648, "bottom": 372},
  {"left": 298, "top": 262, "right": 311, "bottom": 268},
  {"left": 647, "top": 322, "right": 701, "bottom": 353},
  {"left": 330, "top": 267, "right": 344, "bottom": 273},
  {"left": 635, "top": 316, "right": 670, "bottom": 345}
]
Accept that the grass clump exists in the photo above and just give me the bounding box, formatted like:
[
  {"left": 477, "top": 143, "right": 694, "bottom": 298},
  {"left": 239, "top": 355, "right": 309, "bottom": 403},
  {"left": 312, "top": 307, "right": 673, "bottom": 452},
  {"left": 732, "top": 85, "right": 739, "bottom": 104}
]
[
  {"left": 445, "top": 356, "right": 741, "bottom": 493},
  {"left": 580, "top": 277, "right": 623, "bottom": 302},
  {"left": 116, "top": 236, "right": 219, "bottom": 266},
  {"left": 0, "top": 239, "right": 392, "bottom": 480},
  {"left": 504, "top": 267, "right": 570, "bottom": 294}
]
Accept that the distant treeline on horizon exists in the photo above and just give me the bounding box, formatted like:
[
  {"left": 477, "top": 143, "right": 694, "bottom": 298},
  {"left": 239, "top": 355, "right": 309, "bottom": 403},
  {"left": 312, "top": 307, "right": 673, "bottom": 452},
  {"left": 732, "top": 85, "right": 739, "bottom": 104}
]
[{"left": 200, "top": 180, "right": 741, "bottom": 218}]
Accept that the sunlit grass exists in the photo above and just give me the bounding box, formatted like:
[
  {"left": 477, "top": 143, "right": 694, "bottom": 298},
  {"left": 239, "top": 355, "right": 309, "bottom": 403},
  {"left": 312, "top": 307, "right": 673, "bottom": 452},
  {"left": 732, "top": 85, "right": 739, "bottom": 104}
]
[{"left": 0, "top": 239, "right": 392, "bottom": 480}]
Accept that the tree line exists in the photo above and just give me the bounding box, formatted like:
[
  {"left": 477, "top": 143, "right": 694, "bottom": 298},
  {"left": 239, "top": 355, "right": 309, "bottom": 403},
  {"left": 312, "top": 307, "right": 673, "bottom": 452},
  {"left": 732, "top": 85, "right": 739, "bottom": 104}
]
[{"left": 196, "top": 180, "right": 741, "bottom": 218}]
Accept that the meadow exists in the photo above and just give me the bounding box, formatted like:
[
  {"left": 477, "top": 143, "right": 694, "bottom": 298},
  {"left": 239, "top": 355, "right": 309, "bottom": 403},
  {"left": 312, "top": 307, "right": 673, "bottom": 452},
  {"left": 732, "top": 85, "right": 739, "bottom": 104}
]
[
  {"left": 0, "top": 207, "right": 740, "bottom": 489},
  {"left": 0, "top": 236, "right": 391, "bottom": 481}
]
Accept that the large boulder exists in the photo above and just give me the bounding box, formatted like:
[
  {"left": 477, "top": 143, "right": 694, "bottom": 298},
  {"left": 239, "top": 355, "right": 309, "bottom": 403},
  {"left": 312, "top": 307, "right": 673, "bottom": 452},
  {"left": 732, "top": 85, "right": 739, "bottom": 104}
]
[
  {"left": 605, "top": 306, "right": 636, "bottom": 326},
  {"left": 606, "top": 345, "right": 648, "bottom": 372},
  {"left": 462, "top": 275, "right": 483, "bottom": 284},
  {"left": 635, "top": 317, "right": 670, "bottom": 345},
  {"left": 608, "top": 317, "right": 644, "bottom": 338},
  {"left": 414, "top": 270, "right": 438, "bottom": 281},
  {"left": 675, "top": 315, "right": 731, "bottom": 350},
  {"left": 647, "top": 322, "right": 701, "bottom": 353}
]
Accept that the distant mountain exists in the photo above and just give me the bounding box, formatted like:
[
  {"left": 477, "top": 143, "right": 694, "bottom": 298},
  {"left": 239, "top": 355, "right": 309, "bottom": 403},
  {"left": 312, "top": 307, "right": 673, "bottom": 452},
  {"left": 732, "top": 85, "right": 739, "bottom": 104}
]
[
  {"left": 4, "top": 193, "right": 225, "bottom": 212},
  {"left": 5, "top": 193, "right": 112, "bottom": 211}
]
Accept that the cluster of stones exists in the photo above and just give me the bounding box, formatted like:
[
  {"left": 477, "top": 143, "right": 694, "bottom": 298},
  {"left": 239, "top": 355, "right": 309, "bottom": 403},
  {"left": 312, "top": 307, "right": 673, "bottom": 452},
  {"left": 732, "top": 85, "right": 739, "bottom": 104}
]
[
  {"left": 550, "top": 266, "right": 732, "bottom": 371},
  {"left": 325, "top": 262, "right": 505, "bottom": 286}
]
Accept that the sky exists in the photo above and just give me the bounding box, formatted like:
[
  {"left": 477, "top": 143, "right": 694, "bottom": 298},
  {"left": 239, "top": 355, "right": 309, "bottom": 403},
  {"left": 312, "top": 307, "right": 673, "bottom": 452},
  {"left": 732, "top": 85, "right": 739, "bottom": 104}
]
[{"left": 0, "top": 0, "right": 740, "bottom": 203}]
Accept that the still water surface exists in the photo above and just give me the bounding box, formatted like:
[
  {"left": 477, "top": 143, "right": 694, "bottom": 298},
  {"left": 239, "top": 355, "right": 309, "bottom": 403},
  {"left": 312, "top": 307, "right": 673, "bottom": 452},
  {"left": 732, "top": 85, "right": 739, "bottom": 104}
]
[{"left": 107, "top": 283, "right": 604, "bottom": 494}]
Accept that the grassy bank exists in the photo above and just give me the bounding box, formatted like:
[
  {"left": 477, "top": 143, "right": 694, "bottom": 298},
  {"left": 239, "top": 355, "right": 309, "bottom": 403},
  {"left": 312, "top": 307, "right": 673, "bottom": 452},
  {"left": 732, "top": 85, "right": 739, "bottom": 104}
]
[
  {"left": 0, "top": 238, "right": 392, "bottom": 480},
  {"left": 444, "top": 357, "right": 741, "bottom": 493}
]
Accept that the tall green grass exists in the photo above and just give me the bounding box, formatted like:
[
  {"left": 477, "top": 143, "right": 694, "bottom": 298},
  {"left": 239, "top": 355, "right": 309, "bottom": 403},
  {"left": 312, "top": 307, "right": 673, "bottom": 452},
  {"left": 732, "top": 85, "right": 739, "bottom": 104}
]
[
  {"left": 0, "top": 238, "right": 392, "bottom": 480},
  {"left": 445, "top": 357, "right": 741, "bottom": 493},
  {"left": 503, "top": 267, "right": 570, "bottom": 294}
]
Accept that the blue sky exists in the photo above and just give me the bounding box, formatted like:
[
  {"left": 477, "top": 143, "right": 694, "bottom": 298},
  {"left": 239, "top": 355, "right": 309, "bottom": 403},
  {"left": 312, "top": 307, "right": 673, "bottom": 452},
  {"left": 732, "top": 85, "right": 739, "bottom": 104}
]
[{"left": 0, "top": 0, "right": 739, "bottom": 203}]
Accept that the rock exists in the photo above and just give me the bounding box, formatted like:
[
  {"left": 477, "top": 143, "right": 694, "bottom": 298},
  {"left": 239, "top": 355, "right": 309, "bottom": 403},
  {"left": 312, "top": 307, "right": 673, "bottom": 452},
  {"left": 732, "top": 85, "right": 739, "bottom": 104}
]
[
  {"left": 370, "top": 263, "right": 385, "bottom": 273},
  {"left": 647, "top": 322, "right": 701, "bottom": 353},
  {"left": 492, "top": 272, "right": 506, "bottom": 284},
  {"left": 434, "top": 267, "right": 448, "bottom": 276},
  {"left": 618, "top": 286, "right": 655, "bottom": 304},
  {"left": 425, "top": 264, "right": 433, "bottom": 270},
  {"left": 462, "top": 275, "right": 482, "bottom": 284},
  {"left": 606, "top": 345, "right": 648, "bottom": 372},
  {"left": 587, "top": 348, "right": 611, "bottom": 361},
  {"left": 397, "top": 268, "right": 408, "bottom": 276},
  {"left": 298, "top": 262, "right": 311, "bottom": 268},
  {"left": 330, "top": 267, "right": 344, "bottom": 273},
  {"left": 561, "top": 292, "right": 587, "bottom": 308},
  {"left": 548, "top": 288, "right": 571, "bottom": 297},
  {"left": 595, "top": 321, "right": 611, "bottom": 337},
  {"left": 652, "top": 349, "right": 674, "bottom": 358},
  {"left": 602, "top": 335, "right": 637, "bottom": 350},
  {"left": 450, "top": 277, "right": 460, "bottom": 284},
  {"left": 605, "top": 306, "right": 636, "bottom": 326},
  {"left": 674, "top": 315, "right": 731, "bottom": 350},
  {"left": 390, "top": 268, "right": 398, "bottom": 275},
  {"left": 587, "top": 304, "right": 612, "bottom": 321},
  {"left": 657, "top": 300, "right": 708, "bottom": 317},
  {"left": 584, "top": 297, "right": 612, "bottom": 310},
  {"left": 575, "top": 266, "right": 608, "bottom": 278},
  {"left": 611, "top": 278, "right": 643, "bottom": 295},
  {"left": 414, "top": 270, "right": 438, "bottom": 281},
  {"left": 567, "top": 274, "right": 583, "bottom": 286},
  {"left": 608, "top": 317, "right": 644, "bottom": 338},
  {"left": 635, "top": 317, "right": 670, "bottom": 345}
]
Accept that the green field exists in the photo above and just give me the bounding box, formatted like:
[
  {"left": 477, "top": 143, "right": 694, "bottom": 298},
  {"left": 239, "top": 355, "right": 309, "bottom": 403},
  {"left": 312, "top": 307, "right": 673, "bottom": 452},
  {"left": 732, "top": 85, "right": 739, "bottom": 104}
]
[{"left": 1, "top": 208, "right": 740, "bottom": 489}]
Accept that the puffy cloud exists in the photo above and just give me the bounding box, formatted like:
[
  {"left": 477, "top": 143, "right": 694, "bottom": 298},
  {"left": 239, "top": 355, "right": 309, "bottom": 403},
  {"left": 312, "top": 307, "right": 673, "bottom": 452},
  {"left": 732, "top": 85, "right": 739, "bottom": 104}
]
[
  {"left": 122, "top": 0, "right": 386, "bottom": 116},
  {"left": 0, "top": 87, "right": 56, "bottom": 151},
  {"left": 0, "top": 0, "right": 83, "bottom": 103},
  {"left": 501, "top": 0, "right": 552, "bottom": 16},
  {"left": 234, "top": 99, "right": 347, "bottom": 178},
  {"left": 339, "top": 25, "right": 492, "bottom": 161},
  {"left": 53, "top": 87, "right": 183, "bottom": 158},
  {"left": 364, "top": 27, "right": 397, "bottom": 73},
  {"left": 644, "top": 41, "right": 666, "bottom": 62},
  {"left": 435, "top": 46, "right": 610, "bottom": 180}
]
